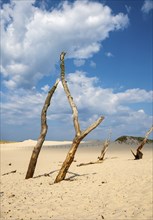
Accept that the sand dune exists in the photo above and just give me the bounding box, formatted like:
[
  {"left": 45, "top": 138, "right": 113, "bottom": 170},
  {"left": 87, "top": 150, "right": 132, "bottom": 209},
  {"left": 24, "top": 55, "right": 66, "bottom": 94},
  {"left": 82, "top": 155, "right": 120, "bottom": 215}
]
[
  {"left": 0, "top": 141, "right": 152, "bottom": 220},
  {"left": 0, "top": 140, "right": 73, "bottom": 150}
]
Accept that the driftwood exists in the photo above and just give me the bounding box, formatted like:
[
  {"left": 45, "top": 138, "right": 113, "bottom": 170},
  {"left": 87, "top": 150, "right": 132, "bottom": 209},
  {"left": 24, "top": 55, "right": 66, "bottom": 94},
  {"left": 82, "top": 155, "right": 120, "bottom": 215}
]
[
  {"left": 77, "top": 132, "right": 111, "bottom": 167},
  {"left": 131, "top": 125, "right": 153, "bottom": 160},
  {"left": 25, "top": 79, "right": 59, "bottom": 179},
  {"left": 54, "top": 52, "right": 104, "bottom": 183},
  {"left": 2, "top": 170, "right": 16, "bottom": 176},
  {"left": 98, "top": 131, "right": 111, "bottom": 161},
  {"left": 77, "top": 160, "right": 103, "bottom": 167}
]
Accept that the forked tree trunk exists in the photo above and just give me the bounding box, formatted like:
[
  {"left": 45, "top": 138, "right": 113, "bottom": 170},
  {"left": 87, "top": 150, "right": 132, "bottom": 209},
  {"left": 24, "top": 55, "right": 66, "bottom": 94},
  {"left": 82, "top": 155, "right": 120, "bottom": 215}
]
[
  {"left": 54, "top": 52, "right": 104, "bottom": 183},
  {"left": 131, "top": 125, "right": 153, "bottom": 160},
  {"left": 25, "top": 79, "right": 59, "bottom": 179}
]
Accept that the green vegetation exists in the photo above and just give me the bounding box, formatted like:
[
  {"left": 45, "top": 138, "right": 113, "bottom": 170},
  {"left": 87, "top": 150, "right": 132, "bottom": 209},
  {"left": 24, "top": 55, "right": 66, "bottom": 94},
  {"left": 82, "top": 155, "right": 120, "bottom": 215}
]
[{"left": 115, "top": 136, "right": 153, "bottom": 144}]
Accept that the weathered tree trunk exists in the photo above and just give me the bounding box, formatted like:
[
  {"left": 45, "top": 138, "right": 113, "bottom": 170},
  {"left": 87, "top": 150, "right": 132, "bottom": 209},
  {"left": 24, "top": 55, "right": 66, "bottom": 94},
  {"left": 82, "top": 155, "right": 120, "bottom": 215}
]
[
  {"left": 98, "top": 131, "right": 111, "bottom": 161},
  {"left": 131, "top": 125, "right": 153, "bottom": 160},
  {"left": 77, "top": 131, "right": 111, "bottom": 167},
  {"left": 97, "top": 140, "right": 109, "bottom": 161},
  {"left": 25, "top": 79, "right": 59, "bottom": 179},
  {"left": 54, "top": 52, "right": 104, "bottom": 183},
  {"left": 77, "top": 161, "right": 103, "bottom": 167}
]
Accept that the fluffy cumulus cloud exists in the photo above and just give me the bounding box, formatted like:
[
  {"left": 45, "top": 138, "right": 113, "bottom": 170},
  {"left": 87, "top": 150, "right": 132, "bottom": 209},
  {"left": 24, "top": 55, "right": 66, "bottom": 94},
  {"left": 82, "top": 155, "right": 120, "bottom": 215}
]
[
  {"left": 1, "top": 72, "right": 152, "bottom": 140},
  {"left": 1, "top": 0, "right": 152, "bottom": 141},
  {"left": 141, "top": 0, "right": 153, "bottom": 13},
  {"left": 1, "top": 0, "right": 129, "bottom": 89}
]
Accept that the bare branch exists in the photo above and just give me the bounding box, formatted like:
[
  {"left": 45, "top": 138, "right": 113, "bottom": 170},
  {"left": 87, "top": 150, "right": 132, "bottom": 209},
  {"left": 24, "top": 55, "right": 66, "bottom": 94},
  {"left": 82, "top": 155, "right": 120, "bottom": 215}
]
[
  {"left": 98, "top": 141, "right": 109, "bottom": 161},
  {"left": 80, "top": 116, "right": 104, "bottom": 140},
  {"left": 130, "top": 149, "right": 136, "bottom": 157},
  {"left": 2, "top": 170, "right": 16, "bottom": 176},
  {"left": 137, "top": 125, "right": 153, "bottom": 151},
  {"left": 98, "top": 130, "right": 111, "bottom": 161},
  {"left": 60, "top": 52, "right": 81, "bottom": 136},
  {"left": 77, "top": 161, "right": 103, "bottom": 167},
  {"left": 131, "top": 125, "right": 153, "bottom": 160}
]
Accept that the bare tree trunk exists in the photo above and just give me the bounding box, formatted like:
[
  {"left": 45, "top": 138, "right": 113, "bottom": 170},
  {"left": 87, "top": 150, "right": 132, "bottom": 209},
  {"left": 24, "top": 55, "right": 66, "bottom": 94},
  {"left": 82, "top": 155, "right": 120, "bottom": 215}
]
[
  {"left": 97, "top": 140, "right": 109, "bottom": 161},
  {"left": 54, "top": 52, "right": 104, "bottom": 183},
  {"left": 77, "top": 131, "right": 111, "bottom": 167},
  {"left": 131, "top": 125, "right": 153, "bottom": 160},
  {"left": 25, "top": 79, "right": 59, "bottom": 179},
  {"left": 98, "top": 130, "right": 111, "bottom": 161},
  {"left": 55, "top": 118, "right": 103, "bottom": 182}
]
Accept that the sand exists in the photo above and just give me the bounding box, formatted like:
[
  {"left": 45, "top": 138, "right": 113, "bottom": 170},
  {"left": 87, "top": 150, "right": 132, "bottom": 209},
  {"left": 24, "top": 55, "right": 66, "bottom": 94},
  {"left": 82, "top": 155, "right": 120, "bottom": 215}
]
[{"left": 0, "top": 140, "right": 152, "bottom": 220}]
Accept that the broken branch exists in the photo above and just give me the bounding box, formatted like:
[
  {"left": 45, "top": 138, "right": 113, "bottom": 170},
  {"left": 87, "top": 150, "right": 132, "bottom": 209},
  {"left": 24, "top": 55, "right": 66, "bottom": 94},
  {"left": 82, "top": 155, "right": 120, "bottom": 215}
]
[{"left": 2, "top": 170, "right": 16, "bottom": 176}]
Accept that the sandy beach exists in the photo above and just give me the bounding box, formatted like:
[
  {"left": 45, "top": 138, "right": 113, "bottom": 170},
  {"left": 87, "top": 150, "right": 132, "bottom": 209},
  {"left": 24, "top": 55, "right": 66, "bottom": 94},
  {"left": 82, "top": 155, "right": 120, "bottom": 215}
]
[{"left": 0, "top": 140, "right": 152, "bottom": 220}]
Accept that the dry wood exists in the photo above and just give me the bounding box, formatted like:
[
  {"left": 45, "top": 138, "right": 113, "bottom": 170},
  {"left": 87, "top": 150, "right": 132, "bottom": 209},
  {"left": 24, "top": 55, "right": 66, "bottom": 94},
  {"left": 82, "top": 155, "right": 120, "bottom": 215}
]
[
  {"left": 54, "top": 52, "right": 104, "bottom": 183},
  {"left": 98, "top": 130, "right": 111, "bottom": 161},
  {"left": 25, "top": 79, "right": 59, "bottom": 179},
  {"left": 97, "top": 140, "right": 109, "bottom": 161},
  {"left": 131, "top": 125, "right": 153, "bottom": 160},
  {"left": 2, "top": 170, "right": 16, "bottom": 176},
  {"left": 77, "top": 131, "right": 111, "bottom": 167},
  {"left": 77, "top": 160, "right": 103, "bottom": 167},
  {"left": 60, "top": 52, "right": 81, "bottom": 136}
]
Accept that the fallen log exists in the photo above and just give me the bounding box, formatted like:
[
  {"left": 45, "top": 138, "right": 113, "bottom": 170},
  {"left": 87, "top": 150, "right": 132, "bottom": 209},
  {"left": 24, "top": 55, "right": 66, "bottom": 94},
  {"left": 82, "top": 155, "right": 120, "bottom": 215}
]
[{"left": 77, "top": 160, "right": 103, "bottom": 167}]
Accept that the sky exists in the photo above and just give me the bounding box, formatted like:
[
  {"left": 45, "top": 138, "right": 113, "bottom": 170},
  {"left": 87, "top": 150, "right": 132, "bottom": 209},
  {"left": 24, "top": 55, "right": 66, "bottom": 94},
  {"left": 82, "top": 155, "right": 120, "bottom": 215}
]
[{"left": 0, "top": 0, "right": 153, "bottom": 141}]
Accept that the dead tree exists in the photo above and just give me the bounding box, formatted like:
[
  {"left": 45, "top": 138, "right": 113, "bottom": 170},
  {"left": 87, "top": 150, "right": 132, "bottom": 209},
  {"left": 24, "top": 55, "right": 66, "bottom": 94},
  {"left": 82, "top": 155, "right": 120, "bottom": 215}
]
[
  {"left": 77, "top": 131, "right": 111, "bottom": 167},
  {"left": 131, "top": 125, "right": 153, "bottom": 160},
  {"left": 25, "top": 79, "right": 59, "bottom": 179},
  {"left": 54, "top": 52, "right": 104, "bottom": 183},
  {"left": 98, "top": 130, "right": 111, "bottom": 161}
]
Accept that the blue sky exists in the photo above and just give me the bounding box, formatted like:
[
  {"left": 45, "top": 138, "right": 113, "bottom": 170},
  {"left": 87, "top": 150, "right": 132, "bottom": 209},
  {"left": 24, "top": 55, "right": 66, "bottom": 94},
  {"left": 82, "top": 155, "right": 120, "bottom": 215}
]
[{"left": 0, "top": 0, "right": 153, "bottom": 141}]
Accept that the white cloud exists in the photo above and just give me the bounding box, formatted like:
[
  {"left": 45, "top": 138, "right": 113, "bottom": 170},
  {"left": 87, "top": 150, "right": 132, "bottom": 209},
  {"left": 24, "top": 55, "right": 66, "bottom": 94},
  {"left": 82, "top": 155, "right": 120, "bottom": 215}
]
[
  {"left": 73, "top": 59, "right": 85, "bottom": 67},
  {"left": 141, "top": 0, "right": 153, "bottom": 14},
  {"left": 41, "top": 84, "right": 50, "bottom": 92},
  {"left": 138, "top": 109, "right": 145, "bottom": 114},
  {"left": 90, "top": 60, "right": 96, "bottom": 68},
  {"left": 1, "top": 0, "right": 129, "bottom": 89},
  {"left": 105, "top": 52, "right": 114, "bottom": 57},
  {"left": 1, "top": 72, "right": 152, "bottom": 139},
  {"left": 125, "top": 5, "right": 131, "bottom": 14},
  {"left": 116, "top": 89, "right": 153, "bottom": 103}
]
